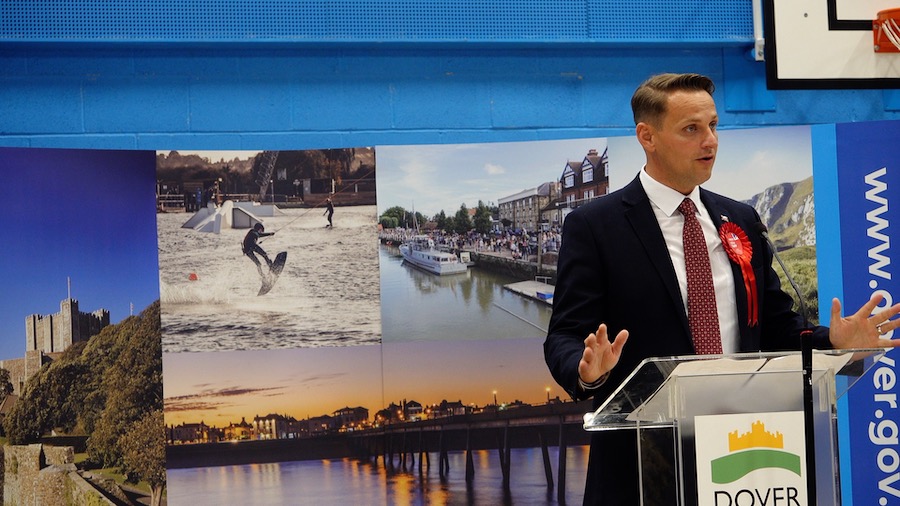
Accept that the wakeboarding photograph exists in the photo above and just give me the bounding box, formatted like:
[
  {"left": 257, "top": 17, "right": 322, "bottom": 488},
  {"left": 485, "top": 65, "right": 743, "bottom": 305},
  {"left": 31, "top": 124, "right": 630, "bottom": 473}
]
[{"left": 156, "top": 148, "right": 381, "bottom": 353}]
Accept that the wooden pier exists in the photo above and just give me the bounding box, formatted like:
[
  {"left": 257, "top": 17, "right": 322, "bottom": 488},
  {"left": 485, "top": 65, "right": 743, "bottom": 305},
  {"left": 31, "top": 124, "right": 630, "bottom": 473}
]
[
  {"left": 167, "top": 401, "right": 593, "bottom": 502},
  {"left": 348, "top": 401, "right": 591, "bottom": 502}
]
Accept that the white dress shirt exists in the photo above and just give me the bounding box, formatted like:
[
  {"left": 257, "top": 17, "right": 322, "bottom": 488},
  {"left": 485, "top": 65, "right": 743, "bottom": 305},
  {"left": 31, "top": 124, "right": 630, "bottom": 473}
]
[{"left": 639, "top": 168, "right": 740, "bottom": 354}]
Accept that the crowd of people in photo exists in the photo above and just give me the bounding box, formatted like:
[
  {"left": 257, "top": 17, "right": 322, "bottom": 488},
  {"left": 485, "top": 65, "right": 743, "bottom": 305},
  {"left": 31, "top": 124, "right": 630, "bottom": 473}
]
[{"left": 381, "top": 225, "right": 563, "bottom": 263}]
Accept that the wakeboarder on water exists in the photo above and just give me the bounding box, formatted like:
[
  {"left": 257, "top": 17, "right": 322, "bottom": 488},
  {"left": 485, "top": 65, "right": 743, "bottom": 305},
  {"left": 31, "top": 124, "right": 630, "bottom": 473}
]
[
  {"left": 242, "top": 222, "right": 288, "bottom": 296},
  {"left": 242, "top": 223, "right": 275, "bottom": 278},
  {"left": 323, "top": 197, "right": 334, "bottom": 228}
]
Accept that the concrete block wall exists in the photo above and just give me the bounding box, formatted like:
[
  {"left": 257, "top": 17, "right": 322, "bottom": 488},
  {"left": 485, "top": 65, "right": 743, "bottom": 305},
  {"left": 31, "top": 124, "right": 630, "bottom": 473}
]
[{"left": 1, "top": 45, "right": 899, "bottom": 151}]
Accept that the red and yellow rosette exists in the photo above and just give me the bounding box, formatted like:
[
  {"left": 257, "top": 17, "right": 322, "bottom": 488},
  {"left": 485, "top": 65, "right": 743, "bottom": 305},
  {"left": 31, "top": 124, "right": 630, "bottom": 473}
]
[{"left": 719, "top": 222, "right": 758, "bottom": 327}]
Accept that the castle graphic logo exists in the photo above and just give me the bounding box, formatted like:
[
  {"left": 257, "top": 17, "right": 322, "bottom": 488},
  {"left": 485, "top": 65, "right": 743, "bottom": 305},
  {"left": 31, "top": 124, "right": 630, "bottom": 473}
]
[
  {"left": 710, "top": 420, "right": 802, "bottom": 484},
  {"left": 694, "top": 411, "right": 807, "bottom": 506}
]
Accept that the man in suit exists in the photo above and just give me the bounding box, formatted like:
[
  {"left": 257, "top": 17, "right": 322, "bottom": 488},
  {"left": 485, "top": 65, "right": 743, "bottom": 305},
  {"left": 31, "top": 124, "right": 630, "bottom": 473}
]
[{"left": 543, "top": 72, "right": 900, "bottom": 505}]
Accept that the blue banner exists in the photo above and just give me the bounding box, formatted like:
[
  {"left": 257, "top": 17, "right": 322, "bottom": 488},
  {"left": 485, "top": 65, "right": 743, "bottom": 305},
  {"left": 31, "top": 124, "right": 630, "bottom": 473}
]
[{"left": 834, "top": 120, "right": 900, "bottom": 505}]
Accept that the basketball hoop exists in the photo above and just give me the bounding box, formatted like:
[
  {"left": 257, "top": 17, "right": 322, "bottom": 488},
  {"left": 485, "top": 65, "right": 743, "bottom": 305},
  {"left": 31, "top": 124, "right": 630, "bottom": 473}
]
[{"left": 874, "top": 8, "right": 900, "bottom": 53}]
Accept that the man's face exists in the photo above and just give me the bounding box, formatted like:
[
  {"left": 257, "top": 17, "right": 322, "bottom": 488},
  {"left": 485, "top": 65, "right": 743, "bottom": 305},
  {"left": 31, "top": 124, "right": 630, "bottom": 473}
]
[{"left": 641, "top": 90, "right": 718, "bottom": 194}]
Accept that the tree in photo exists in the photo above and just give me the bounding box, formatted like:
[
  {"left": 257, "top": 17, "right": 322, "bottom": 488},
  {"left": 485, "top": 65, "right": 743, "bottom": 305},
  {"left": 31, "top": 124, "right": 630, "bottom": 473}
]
[
  {"left": 473, "top": 200, "right": 493, "bottom": 234},
  {"left": 0, "top": 368, "right": 12, "bottom": 400},
  {"left": 118, "top": 409, "right": 166, "bottom": 506},
  {"left": 1, "top": 300, "right": 164, "bottom": 503},
  {"left": 452, "top": 204, "right": 472, "bottom": 234},
  {"left": 87, "top": 301, "right": 163, "bottom": 467}
]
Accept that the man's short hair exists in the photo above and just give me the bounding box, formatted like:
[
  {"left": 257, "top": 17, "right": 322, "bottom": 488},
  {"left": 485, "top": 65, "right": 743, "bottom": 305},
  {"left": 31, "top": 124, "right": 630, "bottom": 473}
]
[{"left": 631, "top": 73, "right": 716, "bottom": 126}]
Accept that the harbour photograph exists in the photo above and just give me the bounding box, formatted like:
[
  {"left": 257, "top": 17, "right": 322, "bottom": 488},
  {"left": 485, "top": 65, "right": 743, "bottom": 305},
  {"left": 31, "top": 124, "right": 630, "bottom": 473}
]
[{"left": 375, "top": 138, "right": 609, "bottom": 344}]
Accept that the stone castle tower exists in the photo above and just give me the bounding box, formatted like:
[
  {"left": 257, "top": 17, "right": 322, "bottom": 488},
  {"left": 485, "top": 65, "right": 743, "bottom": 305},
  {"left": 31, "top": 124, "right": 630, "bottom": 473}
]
[
  {"left": 1, "top": 298, "right": 109, "bottom": 396},
  {"left": 25, "top": 298, "right": 109, "bottom": 354}
]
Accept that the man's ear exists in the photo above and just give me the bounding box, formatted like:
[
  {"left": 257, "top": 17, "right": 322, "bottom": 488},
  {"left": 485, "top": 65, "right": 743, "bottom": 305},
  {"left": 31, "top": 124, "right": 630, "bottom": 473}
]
[{"left": 636, "top": 122, "right": 655, "bottom": 152}]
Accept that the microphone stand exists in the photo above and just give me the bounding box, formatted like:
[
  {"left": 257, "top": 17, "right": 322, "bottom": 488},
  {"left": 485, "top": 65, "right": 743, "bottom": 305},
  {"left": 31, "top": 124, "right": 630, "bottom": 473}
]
[{"left": 758, "top": 223, "right": 817, "bottom": 505}]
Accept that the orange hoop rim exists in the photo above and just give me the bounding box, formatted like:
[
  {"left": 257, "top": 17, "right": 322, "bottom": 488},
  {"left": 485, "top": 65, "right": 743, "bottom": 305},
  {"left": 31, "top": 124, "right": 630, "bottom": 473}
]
[
  {"left": 874, "top": 8, "right": 900, "bottom": 53},
  {"left": 877, "top": 8, "right": 900, "bottom": 19}
]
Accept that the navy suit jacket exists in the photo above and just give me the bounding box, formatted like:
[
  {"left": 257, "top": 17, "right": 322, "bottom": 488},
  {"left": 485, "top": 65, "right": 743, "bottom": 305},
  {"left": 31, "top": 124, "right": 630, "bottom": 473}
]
[{"left": 543, "top": 174, "right": 829, "bottom": 504}]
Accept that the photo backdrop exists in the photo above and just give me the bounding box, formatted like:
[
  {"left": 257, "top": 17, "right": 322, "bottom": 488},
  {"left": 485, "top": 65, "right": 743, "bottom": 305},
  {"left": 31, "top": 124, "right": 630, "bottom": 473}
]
[{"left": 1, "top": 119, "right": 898, "bottom": 504}]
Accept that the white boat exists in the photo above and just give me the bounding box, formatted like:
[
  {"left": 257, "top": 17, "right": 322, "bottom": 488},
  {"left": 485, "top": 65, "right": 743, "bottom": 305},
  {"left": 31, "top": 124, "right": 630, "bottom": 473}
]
[{"left": 399, "top": 235, "right": 468, "bottom": 275}]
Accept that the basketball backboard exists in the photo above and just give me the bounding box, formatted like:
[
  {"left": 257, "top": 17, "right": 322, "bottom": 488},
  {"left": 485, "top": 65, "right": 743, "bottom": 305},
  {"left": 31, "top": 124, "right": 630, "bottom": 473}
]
[{"left": 765, "top": 0, "right": 900, "bottom": 88}]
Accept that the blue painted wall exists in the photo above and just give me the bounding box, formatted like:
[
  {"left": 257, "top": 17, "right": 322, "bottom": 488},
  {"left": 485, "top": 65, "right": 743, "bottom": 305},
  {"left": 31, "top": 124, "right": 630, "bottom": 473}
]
[{"left": 1, "top": 1, "right": 899, "bottom": 149}]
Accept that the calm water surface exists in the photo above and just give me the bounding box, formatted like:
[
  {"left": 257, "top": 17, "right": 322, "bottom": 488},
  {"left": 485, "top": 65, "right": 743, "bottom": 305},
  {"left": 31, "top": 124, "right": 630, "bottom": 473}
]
[
  {"left": 167, "top": 446, "right": 590, "bottom": 505},
  {"left": 379, "top": 244, "right": 552, "bottom": 342}
]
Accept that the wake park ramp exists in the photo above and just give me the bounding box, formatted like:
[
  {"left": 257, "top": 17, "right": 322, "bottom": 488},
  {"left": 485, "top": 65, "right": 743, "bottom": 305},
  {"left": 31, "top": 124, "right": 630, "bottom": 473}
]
[
  {"left": 181, "top": 200, "right": 274, "bottom": 233},
  {"left": 233, "top": 201, "right": 284, "bottom": 217}
]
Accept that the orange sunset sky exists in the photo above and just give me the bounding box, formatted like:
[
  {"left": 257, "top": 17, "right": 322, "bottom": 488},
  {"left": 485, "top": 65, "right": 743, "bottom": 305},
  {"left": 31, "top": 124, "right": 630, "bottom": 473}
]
[{"left": 163, "top": 336, "right": 570, "bottom": 427}]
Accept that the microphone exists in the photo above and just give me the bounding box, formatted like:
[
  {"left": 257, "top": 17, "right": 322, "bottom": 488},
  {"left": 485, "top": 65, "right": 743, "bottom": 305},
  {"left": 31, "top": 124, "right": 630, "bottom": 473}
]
[
  {"left": 755, "top": 221, "right": 817, "bottom": 504},
  {"left": 754, "top": 222, "right": 810, "bottom": 330}
]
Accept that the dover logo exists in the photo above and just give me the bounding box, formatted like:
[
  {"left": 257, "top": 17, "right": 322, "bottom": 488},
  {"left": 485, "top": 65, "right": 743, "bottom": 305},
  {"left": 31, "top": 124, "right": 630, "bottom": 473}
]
[
  {"left": 711, "top": 420, "right": 802, "bottom": 483},
  {"left": 695, "top": 412, "right": 807, "bottom": 506}
]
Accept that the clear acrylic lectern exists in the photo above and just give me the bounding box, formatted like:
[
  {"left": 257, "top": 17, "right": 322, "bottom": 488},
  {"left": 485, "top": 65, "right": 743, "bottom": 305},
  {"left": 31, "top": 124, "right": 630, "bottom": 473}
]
[{"left": 583, "top": 349, "right": 888, "bottom": 506}]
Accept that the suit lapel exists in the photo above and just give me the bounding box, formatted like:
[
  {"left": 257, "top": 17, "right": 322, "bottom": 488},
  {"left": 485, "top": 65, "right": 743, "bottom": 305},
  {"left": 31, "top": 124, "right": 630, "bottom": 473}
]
[
  {"left": 699, "top": 190, "right": 751, "bottom": 342},
  {"left": 621, "top": 176, "right": 691, "bottom": 337}
]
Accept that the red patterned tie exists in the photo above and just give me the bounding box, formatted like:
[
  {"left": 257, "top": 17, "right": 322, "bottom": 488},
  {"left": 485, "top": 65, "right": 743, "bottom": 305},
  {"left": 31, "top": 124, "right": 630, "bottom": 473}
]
[{"left": 678, "top": 198, "right": 723, "bottom": 354}]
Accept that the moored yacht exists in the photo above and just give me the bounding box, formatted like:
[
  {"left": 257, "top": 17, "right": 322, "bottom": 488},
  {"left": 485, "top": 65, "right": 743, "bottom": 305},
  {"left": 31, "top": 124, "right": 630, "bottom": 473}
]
[{"left": 399, "top": 235, "right": 468, "bottom": 275}]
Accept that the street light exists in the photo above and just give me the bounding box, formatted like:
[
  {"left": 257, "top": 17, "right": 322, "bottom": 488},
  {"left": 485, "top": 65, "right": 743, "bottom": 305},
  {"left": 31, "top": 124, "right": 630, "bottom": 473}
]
[
  {"left": 546, "top": 387, "right": 551, "bottom": 403},
  {"left": 493, "top": 390, "right": 498, "bottom": 406}
]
